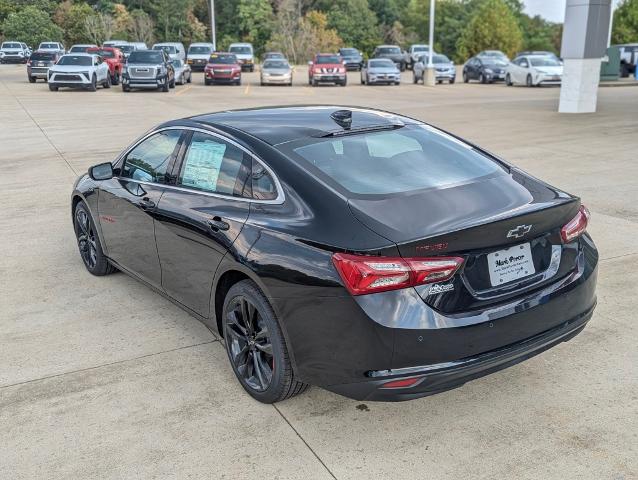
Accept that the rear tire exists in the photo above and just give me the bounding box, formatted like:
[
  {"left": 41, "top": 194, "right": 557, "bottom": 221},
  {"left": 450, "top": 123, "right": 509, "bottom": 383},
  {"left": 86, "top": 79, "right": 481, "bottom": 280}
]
[
  {"left": 73, "top": 201, "right": 116, "bottom": 276},
  {"left": 102, "top": 74, "right": 111, "bottom": 89},
  {"left": 28, "top": 75, "right": 36, "bottom": 83},
  {"left": 480, "top": 73, "right": 487, "bottom": 84},
  {"left": 112, "top": 72, "right": 120, "bottom": 86},
  {"left": 49, "top": 84, "right": 58, "bottom": 91},
  {"left": 122, "top": 84, "right": 130, "bottom": 92},
  {"left": 526, "top": 74, "right": 533, "bottom": 87},
  {"left": 449, "top": 77, "right": 455, "bottom": 84},
  {"left": 162, "top": 78, "right": 169, "bottom": 92},
  {"left": 205, "top": 78, "right": 212, "bottom": 86},
  {"left": 222, "top": 280, "right": 309, "bottom": 403},
  {"left": 413, "top": 73, "right": 418, "bottom": 84},
  {"left": 463, "top": 71, "right": 469, "bottom": 83}
]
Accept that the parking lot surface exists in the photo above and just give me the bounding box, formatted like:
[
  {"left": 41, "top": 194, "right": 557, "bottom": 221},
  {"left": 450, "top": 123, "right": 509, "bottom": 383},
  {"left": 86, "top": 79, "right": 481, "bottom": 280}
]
[{"left": 1, "top": 64, "right": 637, "bottom": 479}]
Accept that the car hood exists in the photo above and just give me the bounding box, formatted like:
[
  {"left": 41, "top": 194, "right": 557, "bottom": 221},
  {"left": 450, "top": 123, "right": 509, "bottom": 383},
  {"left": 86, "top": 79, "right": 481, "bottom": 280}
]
[
  {"left": 375, "top": 53, "right": 403, "bottom": 60},
  {"left": 234, "top": 53, "right": 253, "bottom": 60},
  {"left": 2, "top": 49, "right": 23, "bottom": 53},
  {"left": 313, "top": 63, "right": 342, "bottom": 69},
  {"left": 369, "top": 66, "right": 400, "bottom": 73},
  {"left": 207, "top": 63, "right": 239, "bottom": 68},
  {"left": 263, "top": 67, "right": 291, "bottom": 74},
  {"left": 50, "top": 65, "right": 94, "bottom": 72},
  {"left": 188, "top": 54, "right": 210, "bottom": 60},
  {"left": 535, "top": 66, "right": 563, "bottom": 74}
]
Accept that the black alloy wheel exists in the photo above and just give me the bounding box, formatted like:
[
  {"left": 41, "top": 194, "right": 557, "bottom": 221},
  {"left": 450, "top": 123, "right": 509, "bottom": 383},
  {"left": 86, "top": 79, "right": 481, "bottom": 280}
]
[
  {"left": 526, "top": 74, "right": 533, "bottom": 87},
  {"left": 74, "top": 202, "right": 115, "bottom": 276},
  {"left": 223, "top": 280, "right": 308, "bottom": 403}
]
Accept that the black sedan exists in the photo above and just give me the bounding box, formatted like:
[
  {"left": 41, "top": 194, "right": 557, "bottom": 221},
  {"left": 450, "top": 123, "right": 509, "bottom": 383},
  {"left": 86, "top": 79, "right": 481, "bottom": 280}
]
[
  {"left": 72, "top": 106, "right": 598, "bottom": 403},
  {"left": 463, "top": 55, "right": 508, "bottom": 83}
]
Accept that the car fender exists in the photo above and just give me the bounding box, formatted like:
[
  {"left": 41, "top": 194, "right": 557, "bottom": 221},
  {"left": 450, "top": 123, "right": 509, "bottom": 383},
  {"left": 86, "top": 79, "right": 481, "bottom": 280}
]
[{"left": 71, "top": 179, "right": 109, "bottom": 257}]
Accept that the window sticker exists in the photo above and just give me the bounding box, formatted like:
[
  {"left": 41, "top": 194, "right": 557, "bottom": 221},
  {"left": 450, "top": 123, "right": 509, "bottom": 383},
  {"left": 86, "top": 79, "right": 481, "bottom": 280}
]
[{"left": 182, "top": 141, "right": 227, "bottom": 192}]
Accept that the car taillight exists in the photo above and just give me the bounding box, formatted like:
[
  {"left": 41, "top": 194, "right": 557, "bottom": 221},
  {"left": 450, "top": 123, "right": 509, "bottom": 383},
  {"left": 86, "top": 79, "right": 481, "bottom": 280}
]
[
  {"left": 560, "top": 205, "right": 590, "bottom": 243},
  {"left": 332, "top": 253, "right": 464, "bottom": 295}
]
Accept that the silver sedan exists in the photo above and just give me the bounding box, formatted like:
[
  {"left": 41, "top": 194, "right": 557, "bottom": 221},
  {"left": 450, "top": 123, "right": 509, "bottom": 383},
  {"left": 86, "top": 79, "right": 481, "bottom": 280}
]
[
  {"left": 361, "top": 59, "right": 401, "bottom": 85},
  {"left": 260, "top": 59, "right": 293, "bottom": 86},
  {"left": 171, "top": 59, "right": 192, "bottom": 85}
]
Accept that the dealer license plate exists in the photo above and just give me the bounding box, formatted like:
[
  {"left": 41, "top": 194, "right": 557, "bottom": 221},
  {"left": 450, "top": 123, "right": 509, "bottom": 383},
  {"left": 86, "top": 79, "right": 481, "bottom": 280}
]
[{"left": 487, "top": 243, "right": 536, "bottom": 286}]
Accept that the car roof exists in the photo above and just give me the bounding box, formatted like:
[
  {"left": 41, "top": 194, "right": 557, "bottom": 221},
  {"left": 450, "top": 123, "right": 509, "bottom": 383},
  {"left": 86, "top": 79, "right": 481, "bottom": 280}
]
[
  {"left": 377, "top": 45, "right": 400, "bottom": 48},
  {"left": 186, "top": 106, "right": 419, "bottom": 146},
  {"left": 230, "top": 42, "right": 252, "bottom": 46}
]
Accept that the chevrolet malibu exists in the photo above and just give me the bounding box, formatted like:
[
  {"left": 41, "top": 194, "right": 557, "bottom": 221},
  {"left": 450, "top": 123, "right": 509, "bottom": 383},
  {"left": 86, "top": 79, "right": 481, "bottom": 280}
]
[{"left": 71, "top": 106, "right": 598, "bottom": 403}]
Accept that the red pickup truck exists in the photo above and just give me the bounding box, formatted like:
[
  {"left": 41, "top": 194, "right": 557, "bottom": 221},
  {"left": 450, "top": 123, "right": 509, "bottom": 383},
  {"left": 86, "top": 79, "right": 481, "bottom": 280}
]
[
  {"left": 87, "top": 47, "right": 124, "bottom": 85},
  {"left": 308, "top": 53, "right": 347, "bottom": 86}
]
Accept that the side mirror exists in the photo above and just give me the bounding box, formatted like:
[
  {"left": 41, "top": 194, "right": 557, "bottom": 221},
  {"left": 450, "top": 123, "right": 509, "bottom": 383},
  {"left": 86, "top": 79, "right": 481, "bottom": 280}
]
[
  {"left": 89, "top": 162, "right": 113, "bottom": 181},
  {"left": 308, "top": 61, "right": 313, "bottom": 66}
]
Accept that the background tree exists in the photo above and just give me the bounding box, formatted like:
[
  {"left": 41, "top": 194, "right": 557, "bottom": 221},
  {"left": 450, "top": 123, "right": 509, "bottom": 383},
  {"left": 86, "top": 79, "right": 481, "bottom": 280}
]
[
  {"left": 54, "top": 1, "right": 95, "bottom": 46},
  {"left": 456, "top": 0, "right": 523, "bottom": 60},
  {"left": 326, "top": 0, "right": 381, "bottom": 53},
  {"left": 84, "top": 12, "right": 115, "bottom": 45},
  {"left": 128, "top": 9, "right": 155, "bottom": 44},
  {"left": 237, "top": 0, "right": 274, "bottom": 56},
  {"left": 612, "top": 0, "right": 638, "bottom": 44},
  {"left": 2, "top": 5, "right": 64, "bottom": 47}
]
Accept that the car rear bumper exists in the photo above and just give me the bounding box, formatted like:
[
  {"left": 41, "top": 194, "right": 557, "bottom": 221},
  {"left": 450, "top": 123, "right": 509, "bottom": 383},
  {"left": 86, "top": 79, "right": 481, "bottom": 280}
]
[
  {"left": 275, "top": 236, "right": 598, "bottom": 401},
  {"left": 327, "top": 304, "right": 593, "bottom": 401}
]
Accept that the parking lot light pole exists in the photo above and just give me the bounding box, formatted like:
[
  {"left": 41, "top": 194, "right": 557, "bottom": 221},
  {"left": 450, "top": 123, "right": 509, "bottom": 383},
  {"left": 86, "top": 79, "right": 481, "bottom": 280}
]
[
  {"left": 424, "top": 0, "right": 436, "bottom": 86},
  {"left": 210, "top": 0, "right": 216, "bottom": 50}
]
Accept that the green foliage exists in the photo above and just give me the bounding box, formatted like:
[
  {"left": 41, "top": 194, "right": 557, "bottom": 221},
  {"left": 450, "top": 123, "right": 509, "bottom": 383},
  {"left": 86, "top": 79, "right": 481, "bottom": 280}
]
[
  {"left": 54, "top": 1, "right": 95, "bottom": 46},
  {"left": 456, "top": 0, "right": 523, "bottom": 60},
  {"left": 2, "top": 5, "right": 63, "bottom": 47},
  {"left": 0, "top": 0, "right": 569, "bottom": 64},
  {"left": 612, "top": 0, "right": 638, "bottom": 44},
  {"left": 326, "top": 0, "right": 381, "bottom": 54},
  {"left": 237, "top": 0, "right": 274, "bottom": 55}
]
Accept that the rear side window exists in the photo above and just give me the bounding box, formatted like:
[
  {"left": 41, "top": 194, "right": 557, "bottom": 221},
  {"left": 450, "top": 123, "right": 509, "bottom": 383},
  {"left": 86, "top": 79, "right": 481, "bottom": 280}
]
[
  {"left": 122, "top": 130, "right": 181, "bottom": 183},
  {"left": 289, "top": 126, "right": 505, "bottom": 195},
  {"left": 251, "top": 158, "right": 277, "bottom": 200},
  {"left": 30, "top": 52, "right": 55, "bottom": 61},
  {"left": 178, "top": 132, "right": 249, "bottom": 197}
]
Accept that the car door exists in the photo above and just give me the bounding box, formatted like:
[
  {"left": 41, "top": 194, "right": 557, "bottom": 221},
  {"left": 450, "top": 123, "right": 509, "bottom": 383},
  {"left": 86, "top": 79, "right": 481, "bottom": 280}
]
[
  {"left": 97, "top": 129, "right": 185, "bottom": 288},
  {"left": 467, "top": 58, "right": 477, "bottom": 79},
  {"left": 154, "top": 130, "right": 252, "bottom": 316},
  {"left": 96, "top": 56, "right": 107, "bottom": 81},
  {"left": 516, "top": 57, "right": 529, "bottom": 83}
]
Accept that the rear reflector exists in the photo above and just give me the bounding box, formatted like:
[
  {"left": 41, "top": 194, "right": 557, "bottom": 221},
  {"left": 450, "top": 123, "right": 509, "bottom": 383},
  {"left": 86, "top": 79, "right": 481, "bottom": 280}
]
[
  {"left": 561, "top": 205, "right": 590, "bottom": 243},
  {"left": 332, "top": 253, "right": 464, "bottom": 295},
  {"left": 380, "top": 376, "right": 424, "bottom": 389}
]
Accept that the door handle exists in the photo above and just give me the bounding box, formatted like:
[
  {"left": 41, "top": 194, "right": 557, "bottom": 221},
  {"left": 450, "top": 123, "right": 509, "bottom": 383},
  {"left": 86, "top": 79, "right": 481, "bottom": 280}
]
[
  {"left": 138, "top": 197, "right": 155, "bottom": 210},
  {"left": 207, "top": 216, "right": 230, "bottom": 231}
]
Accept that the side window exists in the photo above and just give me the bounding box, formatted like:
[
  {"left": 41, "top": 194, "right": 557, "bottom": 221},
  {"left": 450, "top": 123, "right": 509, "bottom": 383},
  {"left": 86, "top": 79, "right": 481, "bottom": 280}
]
[
  {"left": 122, "top": 130, "right": 181, "bottom": 183},
  {"left": 520, "top": 59, "right": 529, "bottom": 68},
  {"left": 251, "top": 157, "right": 278, "bottom": 201},
  {"left": 178, "top": 132, "right": 249, "bottom": 196}
]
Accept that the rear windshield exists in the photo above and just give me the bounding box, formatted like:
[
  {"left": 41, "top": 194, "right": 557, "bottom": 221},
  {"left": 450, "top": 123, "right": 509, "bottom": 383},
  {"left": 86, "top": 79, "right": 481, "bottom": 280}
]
[
  {"left": 58, "top": 55, "right": 92, "bottom": 66},
  {"left": 119, "top": 45, "right": 135, "bottom": 53},
  {"left": 128, "top": 51, "right": 163, "bottom": 63},
  {"left": 40, "top": 43, "right": 59, "bottom": 49},
  {"left": 412, "top": 46, "right": 429, "bottom": 52},
  {"left": 340, "top": 48, "right": 358, "bottom": 55},
  {"left": 288, "top": 126, "right": 504, "bottom": 195},
  {"left": 2, "top": 42, "right": 22, "bottom": 49},
  {"left": 230, "top": 45, "right": 252, "bottom": 54},
  {"left": 316, "top": 55, "right": 340, "bottom": 64},
  {"left": 189, "top": 46, "right": 211, "bottom": 54},
  {"left": 209, "top": 53, "right": 236, "bottom": 64},
  {"left": 432, "top": 54, "right": 451, "bottom": 63},
  {"left": 30, "top": 52, "right": 56, "bottom": 61},
  {"left": 69, "top": 46, "right": 91, "bottom": 53}
]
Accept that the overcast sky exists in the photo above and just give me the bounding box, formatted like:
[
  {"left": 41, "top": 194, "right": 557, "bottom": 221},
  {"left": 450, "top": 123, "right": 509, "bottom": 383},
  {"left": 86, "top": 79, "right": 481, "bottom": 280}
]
[{"left": 524, "top": 0, "right": 621, "bottom": 23}]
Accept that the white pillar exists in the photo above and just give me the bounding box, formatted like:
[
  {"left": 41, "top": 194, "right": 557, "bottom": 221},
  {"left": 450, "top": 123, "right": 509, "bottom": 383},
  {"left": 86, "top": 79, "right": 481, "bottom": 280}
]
[
  {"left": 424, "top": 0, "right": 436, "bottom": 86},
  {"left": 558, "top": 0, "right": 612, "bottom": 113}
]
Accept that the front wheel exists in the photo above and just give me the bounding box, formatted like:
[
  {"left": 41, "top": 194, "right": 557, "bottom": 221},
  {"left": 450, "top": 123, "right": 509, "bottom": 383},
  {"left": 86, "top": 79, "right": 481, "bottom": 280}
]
[
  {"left": 526, "top": 74, "right": 533, "bottom": 87},
  {"left": 169, "top": 76, "right": 175, "bottom": 88},
  {"left": 479, "top": 73, "right": 487, "bottom": 84},
  {"left": 505, "top": 73, "right": 513, "bottom": 86},
  {"left": 88, "top": 74, "right": 97, "bottom": 92},
  {"left": 463, "top": 71, "right": 469, "bottom": 83},
  {"left": 102, "top": 74, "right": 111, "bottom": 89},
  {"left": 74, "top": 201, "right": 115, "bottom": 276},
  {"left": 28, "top": 75, "right": 36, "bottom": 83},
  {"left": 223, "top": 280, "right": 309, "bottom": 403},
  {"left": 449, "top": 77, "right": 455, "bottom": 84},
  {"left": 111, "top": 72, "right": 120, "bottom": 85},
  {"left": 49, "top": 84, "right": 58, "bottom": 91}
]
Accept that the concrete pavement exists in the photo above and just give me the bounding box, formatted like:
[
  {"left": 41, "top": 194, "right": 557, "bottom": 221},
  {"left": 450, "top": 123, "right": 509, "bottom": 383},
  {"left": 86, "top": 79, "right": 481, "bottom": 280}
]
[{"left": 1, "top": 64, "right": 636, "bottom": 479}]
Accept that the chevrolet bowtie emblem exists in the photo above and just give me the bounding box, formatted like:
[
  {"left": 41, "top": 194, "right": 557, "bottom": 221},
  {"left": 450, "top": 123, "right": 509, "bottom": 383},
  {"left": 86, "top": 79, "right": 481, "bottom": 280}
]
[{"left": 507, "top": 224, "right": 532, "bottom": 239}]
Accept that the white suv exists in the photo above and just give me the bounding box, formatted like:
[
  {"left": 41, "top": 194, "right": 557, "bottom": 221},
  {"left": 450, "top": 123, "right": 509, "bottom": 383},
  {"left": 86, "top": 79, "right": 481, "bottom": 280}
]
[
  {"left": 0, "top": 41, "right": 29, "bottom": 64},
  {"left": 229, "top": 43, "right": 255, "bottom": 71},
  {"left": 38, "top": 42, "right": 65, "bottom": 55},
  {"left": 48, "top": 53, "right": 111, "bottom": 92}
]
